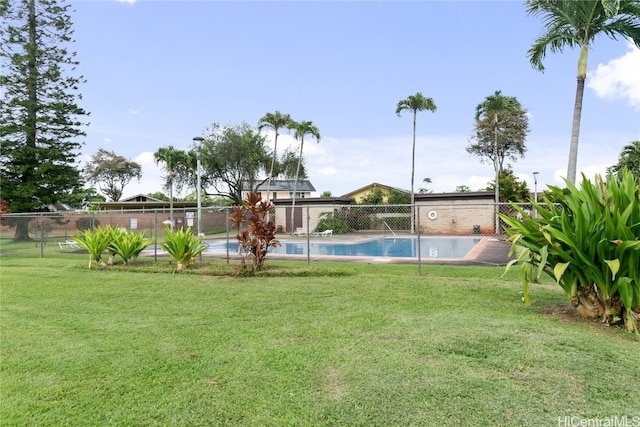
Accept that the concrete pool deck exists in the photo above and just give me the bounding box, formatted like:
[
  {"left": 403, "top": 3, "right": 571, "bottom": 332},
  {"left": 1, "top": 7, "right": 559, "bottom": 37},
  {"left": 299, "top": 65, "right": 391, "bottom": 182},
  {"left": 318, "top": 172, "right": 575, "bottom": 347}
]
[{"left": 194, "top": 233, "right": 514, "bottom": 266}]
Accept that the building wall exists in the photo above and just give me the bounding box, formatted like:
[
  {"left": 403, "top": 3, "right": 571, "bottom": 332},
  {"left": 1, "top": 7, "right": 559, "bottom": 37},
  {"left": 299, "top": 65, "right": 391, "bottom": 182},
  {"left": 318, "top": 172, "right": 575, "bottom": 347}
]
[{"left": 416, "top": 199, "right": 495, "bottom": 235}]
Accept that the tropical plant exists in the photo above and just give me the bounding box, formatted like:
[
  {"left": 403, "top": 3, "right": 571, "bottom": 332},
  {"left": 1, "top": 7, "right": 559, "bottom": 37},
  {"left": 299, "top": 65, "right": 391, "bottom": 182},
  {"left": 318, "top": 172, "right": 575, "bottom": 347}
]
[
  {"left": 287, "top": 120, "right": 321, "bottom": 235},
  {"left": 608, "top": 141, "right": 640, "bottom": 181},
  {"left": 108, "top": 229, "right": 153, "bottom": 266},
  {"left": 501, "top": 170, "right": 640, "bottom": 334},
  {"left": 315, "top": 211, "right": 348, "bottom": 235},
  {"left": 526, "top": 0, "right": 640, "bottom": 184},
  {"left": 396, "top": 92, "right": 437, "bottom": 233},
  {"left": 418, "top": 177, "right": 433, "bottom": 194},
  {"left": 229, "top": 192, "right": 279, "bottom": 273},
  {"left": 257, "top": 111, "right": 293, "bottom": 203},
  {"left": 486, "top": 168, "right": 531, "bottom": 202},
  {"left": 73, "top": 225, "right": 113, "bottom": 269},
  {"left": 1, "top": 0, "right": 89, "bottom": 241},
  {"left": 154, "top": 146, "right": 189, "bottom": 229},
  {"left": 84, "top": 148, "right": 142, "bottom": 202},
  {"left": 160, "top": 227, "right": 206, "bottom": 271}
]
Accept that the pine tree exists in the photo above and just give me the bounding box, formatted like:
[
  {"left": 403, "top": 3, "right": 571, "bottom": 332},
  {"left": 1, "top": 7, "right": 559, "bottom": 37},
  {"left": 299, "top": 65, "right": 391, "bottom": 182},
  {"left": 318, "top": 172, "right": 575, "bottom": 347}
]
[{"left": 0, "top": 0, "right": 88, "bottom": 240}]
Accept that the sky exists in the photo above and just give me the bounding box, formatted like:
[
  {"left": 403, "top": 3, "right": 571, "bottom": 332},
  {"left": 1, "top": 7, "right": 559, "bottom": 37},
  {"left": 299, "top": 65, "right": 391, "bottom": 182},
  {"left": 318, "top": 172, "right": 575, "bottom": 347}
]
[{"left": 68, "top": 0, "right": 640, "bottom": 200}]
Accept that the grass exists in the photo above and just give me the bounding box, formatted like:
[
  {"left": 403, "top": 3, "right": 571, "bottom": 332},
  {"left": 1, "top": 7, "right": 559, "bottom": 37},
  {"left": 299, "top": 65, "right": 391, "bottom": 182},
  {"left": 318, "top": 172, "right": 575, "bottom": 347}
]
[{"left": 1, "top": 242, "right": 639, "bottom": 426}]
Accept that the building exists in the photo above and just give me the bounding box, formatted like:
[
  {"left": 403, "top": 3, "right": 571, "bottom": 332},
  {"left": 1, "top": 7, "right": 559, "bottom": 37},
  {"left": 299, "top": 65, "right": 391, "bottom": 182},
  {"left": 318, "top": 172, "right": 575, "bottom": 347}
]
[
  {"left": 342, "top": 183, "right": 409, "bottom": 203},
  {"left": 241, "top": 180, "right": 316, "bottom": 202}
]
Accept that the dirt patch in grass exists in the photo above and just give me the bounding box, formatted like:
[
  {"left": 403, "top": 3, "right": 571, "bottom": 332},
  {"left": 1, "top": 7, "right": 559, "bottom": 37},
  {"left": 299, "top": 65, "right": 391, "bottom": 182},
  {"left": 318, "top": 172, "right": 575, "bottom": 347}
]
[{"left": 540, "top": 301, "right": 584, "bottom": 324}]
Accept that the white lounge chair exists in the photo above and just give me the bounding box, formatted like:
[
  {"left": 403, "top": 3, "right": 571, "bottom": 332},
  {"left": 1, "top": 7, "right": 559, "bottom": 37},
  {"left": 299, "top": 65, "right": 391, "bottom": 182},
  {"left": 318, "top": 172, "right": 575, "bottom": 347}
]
[
  {"left": 318, "top": 229, "right": 333, "bottom": 237},
  {"left": 59, "top": 240, "right": 80, "bottom": 250},
  {"left": 293, "top": 227, "right": 308, "bottom": 237}
]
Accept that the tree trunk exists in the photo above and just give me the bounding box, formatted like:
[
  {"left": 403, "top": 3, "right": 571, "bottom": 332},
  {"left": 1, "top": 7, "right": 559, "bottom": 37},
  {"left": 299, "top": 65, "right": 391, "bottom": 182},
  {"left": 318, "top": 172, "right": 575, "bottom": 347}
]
[
  {"left": 290, "top": 138, "right": 303, "bottom": 235},
  {"left": 572, "top": 285, "right": 635, "bottom": 331},
  {"left": 13, "top": 218, "right": 32, "bottom": 241},
  {"left": 410, "top": 112, "right": 416, "bottom": 234},
  {"left": 567, "top": 45, "right": 588, "bottom": 185},
  {"left": 567, "top": 76, "right": 585, "bottom": 185}
]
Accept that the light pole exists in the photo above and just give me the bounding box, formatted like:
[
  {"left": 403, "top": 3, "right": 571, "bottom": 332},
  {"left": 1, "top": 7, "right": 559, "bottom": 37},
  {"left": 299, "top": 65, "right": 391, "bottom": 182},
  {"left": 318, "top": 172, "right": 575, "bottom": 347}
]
[
  {"left": 533, "top": 171, "right": 539, "bottom": 219},
  {"left": 193, "top": 136, "right": 204, "bottom": 239}
]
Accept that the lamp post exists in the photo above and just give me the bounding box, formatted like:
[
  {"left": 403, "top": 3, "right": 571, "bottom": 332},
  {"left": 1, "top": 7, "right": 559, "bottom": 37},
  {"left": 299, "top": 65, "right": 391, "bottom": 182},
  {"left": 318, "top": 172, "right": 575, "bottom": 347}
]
[
  {"left": 533, "top": 171, "right": 539, "bottom": 219},
  {"left": 193, "top": 136, "right": 204, "bottom": 239}
]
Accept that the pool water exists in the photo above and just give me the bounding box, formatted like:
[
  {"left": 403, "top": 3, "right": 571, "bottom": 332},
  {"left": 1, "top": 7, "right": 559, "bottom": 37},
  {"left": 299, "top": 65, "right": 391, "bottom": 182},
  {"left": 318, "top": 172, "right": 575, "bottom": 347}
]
[{"left": 205, "top": 236, "right": 483, "bottom": 259}]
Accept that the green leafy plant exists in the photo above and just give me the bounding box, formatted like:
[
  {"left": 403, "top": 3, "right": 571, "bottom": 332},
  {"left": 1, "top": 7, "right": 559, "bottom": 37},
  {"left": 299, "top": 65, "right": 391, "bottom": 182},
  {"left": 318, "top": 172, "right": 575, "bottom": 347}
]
[
  {"left": 501, "top": 170, "right": 640, "bottom": 334},
  {"left": 160, "top": 227, "right": 206, "bottom": 271},
  {"left": 229, "top": 192, "right": 279, "bottom": 273},
  {"left": 108, "top": 229, "right": 153, "bottom": 266},
  {"left": 315, "top": 210, "right": 348, "bottom": 234},
  {"left": 73, "top": 225, "right": 113, "bottom": 269}
]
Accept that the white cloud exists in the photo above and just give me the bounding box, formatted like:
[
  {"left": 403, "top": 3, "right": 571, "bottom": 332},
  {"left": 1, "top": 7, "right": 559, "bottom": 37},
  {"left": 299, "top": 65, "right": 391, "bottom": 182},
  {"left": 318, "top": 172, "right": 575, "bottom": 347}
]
[
  {"left": 119, "top": 151, "right": 165, "bottom": 198},
  {"left": 588, "top": 42, "right": 640, "bottom": 110}
]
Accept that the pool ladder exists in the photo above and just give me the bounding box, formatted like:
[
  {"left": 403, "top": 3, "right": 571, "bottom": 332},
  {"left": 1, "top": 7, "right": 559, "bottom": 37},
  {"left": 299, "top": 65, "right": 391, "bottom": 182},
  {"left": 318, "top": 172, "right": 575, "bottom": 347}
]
[{"left": 383, "top": 221, "right": 396, "bottom": 238}]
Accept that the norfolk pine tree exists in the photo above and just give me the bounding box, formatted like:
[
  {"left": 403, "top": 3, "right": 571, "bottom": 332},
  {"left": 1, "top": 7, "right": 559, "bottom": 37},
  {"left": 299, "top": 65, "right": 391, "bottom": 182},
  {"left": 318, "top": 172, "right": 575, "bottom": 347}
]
[{"left": 0, "top": 0, "right": 88, "bottom": 240}]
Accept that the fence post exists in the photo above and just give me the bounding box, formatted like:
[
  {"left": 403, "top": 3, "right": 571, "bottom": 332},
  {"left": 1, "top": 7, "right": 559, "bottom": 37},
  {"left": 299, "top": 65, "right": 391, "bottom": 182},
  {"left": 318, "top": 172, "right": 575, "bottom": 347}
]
[
  {"left": 154, "top": 209, "right": 158, "bottom": 262},
  {"left": 306, "top": 205, "right": 310, "bottom": 266},
  {"left": 416, "top": 205, "right": 421, "bottom": 276},
  {"left": 225, "top": 208, "right": 230, "bottom": 265},
  {"left": 40, "top": 213, "right": 45, "bottom": 258}
]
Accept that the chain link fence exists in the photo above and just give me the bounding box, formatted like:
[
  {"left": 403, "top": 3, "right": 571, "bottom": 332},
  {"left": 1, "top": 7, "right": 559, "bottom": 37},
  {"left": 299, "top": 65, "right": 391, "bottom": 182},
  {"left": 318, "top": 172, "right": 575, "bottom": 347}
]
[{"left": 0, "top": 202, "right": 534, "bottom": 264}]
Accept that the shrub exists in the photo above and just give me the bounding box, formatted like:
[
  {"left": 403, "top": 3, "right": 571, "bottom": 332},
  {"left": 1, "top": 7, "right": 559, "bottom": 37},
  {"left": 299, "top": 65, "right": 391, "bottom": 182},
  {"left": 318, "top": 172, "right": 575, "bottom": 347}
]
[
  {"left": 160, "top": 227, "right": 206, "bottom": 271},
  {"left": 315, "top": 211, "right": 348, "bottom": 234},
  {"left": 501, "top": 171, "right": 640, "bottom": 334},
  {"left": 229, "top": 192, "right": 279, "bottom": 273},
  {"left": 75, "top": 217, "right": 99, "bottom": 231},
  {"left": 108, "top": 229, "right": 153, "bottom": 265},
  {"left": 73, "top": 225, "right": 113, "bottom": 269}
]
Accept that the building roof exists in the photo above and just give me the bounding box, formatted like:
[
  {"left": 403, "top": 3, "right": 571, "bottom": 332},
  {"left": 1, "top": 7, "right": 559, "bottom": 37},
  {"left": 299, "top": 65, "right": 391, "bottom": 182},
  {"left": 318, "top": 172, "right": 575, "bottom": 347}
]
[
  {"left": 341, "top": 182, "right": 409, "bottom": 199},
  {"left": 414, "top": 191, "right": 494, "bottom": 201},
  {"left": 91, "top": 194, "right": 197, "bottom": 210},
  {"left": 243, "top": 180, "right": 316, "bottom": 192}
]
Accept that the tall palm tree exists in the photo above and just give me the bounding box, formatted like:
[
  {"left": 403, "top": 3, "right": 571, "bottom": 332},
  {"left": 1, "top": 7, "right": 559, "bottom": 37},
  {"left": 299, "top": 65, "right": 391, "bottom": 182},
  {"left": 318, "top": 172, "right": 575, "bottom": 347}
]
[
  {"left": 288, "top": 120, "right": 320, "bottom": 234},
  {"left": 396, "top": 92, "right": 437, "bottom": 233},
  {"left": 257, "top": 111, "right": 292, "bottom": 204},
  {"left": 475, "top": 90, "right": 523, "bottom": 233},
  {"left": 526, "top": 0, "right": 640, "bottom": 184},
  {"left": 154, "top": 146, "right": 188, "bottom": 229}
]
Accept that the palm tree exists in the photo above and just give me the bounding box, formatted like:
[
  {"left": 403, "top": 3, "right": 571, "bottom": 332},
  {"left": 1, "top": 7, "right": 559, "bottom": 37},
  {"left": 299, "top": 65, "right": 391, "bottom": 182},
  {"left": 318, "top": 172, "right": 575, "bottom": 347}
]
[
  {"left": 526, "top": 0, "right": 640, "bottom": 184},
  {"left": 154, "top": 146, "right": 188, "bottom": 229},
  {"left": 257, "top": 111, "right": 293, "bottom": 204},
  {"left": 475, "top": 90, "right": 523, "bottom": 233},
  {"left": 609, "top": 140, "right": 640, "bottom": 180},
  {"left": 288, "top": 120, "right": 320, "bottom": 234},
  {"left": 396, "top": 92, "right": 437, "bottom": 233}
]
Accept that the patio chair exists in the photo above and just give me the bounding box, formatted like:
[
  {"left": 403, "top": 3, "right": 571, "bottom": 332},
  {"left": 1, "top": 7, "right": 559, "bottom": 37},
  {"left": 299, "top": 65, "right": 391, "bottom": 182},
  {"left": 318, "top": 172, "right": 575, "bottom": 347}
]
[
  {"left": 59, "top": 240, "right": 80, "bottom": 250},
  {"left": 293, "top": 227, "right": 308, "bottom": 237},
  {"left": 318, "top": 229, "right": 333, "bottom": 237}
]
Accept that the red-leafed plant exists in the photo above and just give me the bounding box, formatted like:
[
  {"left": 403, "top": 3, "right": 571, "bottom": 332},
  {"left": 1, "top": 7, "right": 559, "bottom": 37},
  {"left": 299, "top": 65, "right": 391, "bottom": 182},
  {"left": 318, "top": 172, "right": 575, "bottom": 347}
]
[
  {"left": 0, "top": 199, "right": 9, "bottom": 223},
  {"left": 229, "top": 192, "right": 279, "bottom": 273}
]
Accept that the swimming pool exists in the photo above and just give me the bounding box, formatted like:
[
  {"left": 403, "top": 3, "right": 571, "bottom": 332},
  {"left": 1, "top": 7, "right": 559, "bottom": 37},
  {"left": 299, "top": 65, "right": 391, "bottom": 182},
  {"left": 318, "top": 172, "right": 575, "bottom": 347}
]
[{"left": 205, "top": 236, "right": 484, "bottom": 259}]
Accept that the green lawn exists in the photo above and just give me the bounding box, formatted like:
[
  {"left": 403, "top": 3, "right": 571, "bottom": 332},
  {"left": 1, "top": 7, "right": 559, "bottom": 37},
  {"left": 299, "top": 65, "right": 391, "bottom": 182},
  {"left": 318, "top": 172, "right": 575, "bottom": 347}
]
[{"left": 1, "top": 247, "right": 639, "bottom": 426}]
